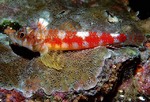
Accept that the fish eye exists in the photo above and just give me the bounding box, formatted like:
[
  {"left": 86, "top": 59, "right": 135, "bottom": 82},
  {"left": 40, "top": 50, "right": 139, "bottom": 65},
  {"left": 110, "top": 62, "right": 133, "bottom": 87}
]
[{"left": 19, "top": 32, "right": 25, "bottom": 38}]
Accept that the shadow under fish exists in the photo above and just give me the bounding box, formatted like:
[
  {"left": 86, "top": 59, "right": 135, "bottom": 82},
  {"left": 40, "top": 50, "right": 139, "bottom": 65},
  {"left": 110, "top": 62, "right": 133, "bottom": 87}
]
[{"left": 10, "top": 44, "right": 40, "bottom": 60}]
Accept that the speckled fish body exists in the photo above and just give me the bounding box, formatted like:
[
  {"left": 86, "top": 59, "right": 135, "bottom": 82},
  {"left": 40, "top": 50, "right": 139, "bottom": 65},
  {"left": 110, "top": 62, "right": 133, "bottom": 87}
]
[
  {"left": 4, "top": 18, "right": 127, "bottom": 54},
  {"left": 44, "top": 29, "right": 126, "bottom": 50}
]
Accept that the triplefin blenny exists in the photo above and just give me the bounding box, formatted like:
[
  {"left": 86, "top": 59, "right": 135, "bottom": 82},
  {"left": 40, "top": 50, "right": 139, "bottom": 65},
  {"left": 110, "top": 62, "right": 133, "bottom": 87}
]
[{"left": 4, "top": 18, "right": 127, "bottom": 55}]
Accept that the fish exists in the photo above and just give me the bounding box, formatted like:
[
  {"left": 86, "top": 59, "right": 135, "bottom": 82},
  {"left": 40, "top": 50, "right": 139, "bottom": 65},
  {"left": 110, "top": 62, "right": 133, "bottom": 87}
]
[
  {"left": 4, "top": 18, "right": 127, "bottom": 55},
  {"left": 3, "top": 18, "right": 127, "bottom": 70}
]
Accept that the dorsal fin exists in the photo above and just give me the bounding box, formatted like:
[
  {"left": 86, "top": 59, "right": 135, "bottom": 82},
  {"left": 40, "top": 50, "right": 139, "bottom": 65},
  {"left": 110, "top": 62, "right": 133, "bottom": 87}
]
[{"left": 37, "top": 18, "right": 49, "bottom": 30}]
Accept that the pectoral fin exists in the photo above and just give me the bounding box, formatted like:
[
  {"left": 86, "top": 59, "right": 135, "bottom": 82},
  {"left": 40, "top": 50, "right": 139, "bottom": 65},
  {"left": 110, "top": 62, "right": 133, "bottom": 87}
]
[{"left": 40, "top": 53, "right": 64, "bottom": 70}]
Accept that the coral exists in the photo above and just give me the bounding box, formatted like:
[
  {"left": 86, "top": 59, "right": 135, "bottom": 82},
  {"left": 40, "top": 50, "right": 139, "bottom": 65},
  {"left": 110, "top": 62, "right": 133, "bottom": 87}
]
[
  {"left": 0, "top": 33, "right": 9, "bottom": 45},
  {"left": 0, "top": 33, "right": 139, "bottom": 97},
  {"left": 139, "top": 19, "right": 150, "bottom": 33},
  {"left": 0, "top": 48, "right": 29, "bottom": 88},
  {"left": 0, "top": 0, "right": 49, "bottom": 25},
  {"left": 114, "top": 57, "right": 150, "bottom": 101},
  {"left": 61, "top": 0, "right": 99, "bottom": 7},
  {"left": 114, "top": 78, "right": 140, "bottom": 101},
  {"left": 136, "top": 61, "right": 150, "bottom": 95},
  {"left": 0, "top": 88, "right": 25, "bottom": 102},
  {"left": 58, "top": 20, "right": 81, "bottom": 31},
  {"left": 0, "top": 35, "right": 140, "bottom": 98},
  {"left": 24, "top": 47, "right": 111, "bottom": 94}
]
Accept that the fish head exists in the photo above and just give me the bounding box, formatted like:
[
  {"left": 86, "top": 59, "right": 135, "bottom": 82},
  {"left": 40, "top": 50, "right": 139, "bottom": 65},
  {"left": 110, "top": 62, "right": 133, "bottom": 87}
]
[{"left": 5, "top": 26, "right": 46, "bottom": 53}]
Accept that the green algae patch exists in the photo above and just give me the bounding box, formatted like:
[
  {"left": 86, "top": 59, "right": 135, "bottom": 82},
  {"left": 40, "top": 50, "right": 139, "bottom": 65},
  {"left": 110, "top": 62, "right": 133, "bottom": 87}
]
[{"left": 115, "top": 47, "right": 139, "bottom": 57}]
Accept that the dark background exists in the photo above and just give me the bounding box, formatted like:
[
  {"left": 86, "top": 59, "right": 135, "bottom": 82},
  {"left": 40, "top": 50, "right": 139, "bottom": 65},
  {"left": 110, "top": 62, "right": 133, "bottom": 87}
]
[{"left": 128, "top": 0, "right": 150, "bottom": 20}]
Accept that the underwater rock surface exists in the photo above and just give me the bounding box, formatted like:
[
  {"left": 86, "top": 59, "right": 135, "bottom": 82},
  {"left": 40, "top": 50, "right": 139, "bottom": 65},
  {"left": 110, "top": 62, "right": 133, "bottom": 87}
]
[{"left": 0, "top": 33, "right": 140, "bottom": 97}]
